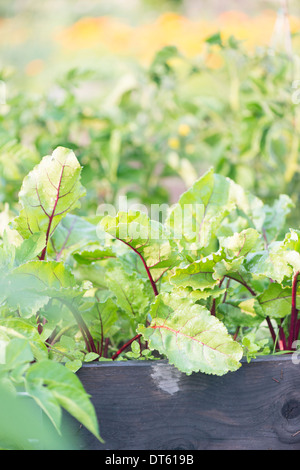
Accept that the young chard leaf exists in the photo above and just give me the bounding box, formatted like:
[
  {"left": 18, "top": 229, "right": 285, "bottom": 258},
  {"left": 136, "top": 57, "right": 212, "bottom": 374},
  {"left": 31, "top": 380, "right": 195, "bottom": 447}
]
[
  {"left": 13, "top": 147, "right": 85, "bottom": 260},
  {"left": 100, "top": 211, "right": 180, "bottom": 293},
  {"left": 218, "top": 228, "right": 260, "bottom": 258},
  {"left": 165, "top": 168, "right": 237, "bottom": 250},
  {"left": 170, "top": 249, "right": 225, "bottom": 290}
]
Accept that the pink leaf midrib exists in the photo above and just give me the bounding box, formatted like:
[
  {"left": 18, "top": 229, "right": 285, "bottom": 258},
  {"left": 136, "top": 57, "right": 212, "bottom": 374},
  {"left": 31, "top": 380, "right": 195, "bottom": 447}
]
[{"left": 40, "top": 161, "right": 67, "bottom": 260}]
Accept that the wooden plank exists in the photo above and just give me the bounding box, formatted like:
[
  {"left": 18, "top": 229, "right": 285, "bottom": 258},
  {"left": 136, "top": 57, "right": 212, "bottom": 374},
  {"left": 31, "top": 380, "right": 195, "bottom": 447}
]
[{"left": 68, "top": 357, "right": 300, "bottom": 450}]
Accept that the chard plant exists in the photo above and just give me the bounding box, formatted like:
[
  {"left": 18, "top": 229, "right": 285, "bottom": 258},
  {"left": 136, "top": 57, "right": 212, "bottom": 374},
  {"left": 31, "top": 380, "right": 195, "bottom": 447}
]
[{"left": 1, "top": 145, "right": 300, "bottom": 447}]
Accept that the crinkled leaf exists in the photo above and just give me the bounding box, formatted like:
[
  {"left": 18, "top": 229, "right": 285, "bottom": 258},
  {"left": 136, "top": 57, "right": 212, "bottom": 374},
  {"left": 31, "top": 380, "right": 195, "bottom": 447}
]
[
  {"left": 73, "top": 243, "right": 116, "bottom": 265},
  {"left": 139, "top": 293, "right": 243, "bottom": 375},
  {"left": 245, "top": 242, "right": 293, "bottom": 283},
  {"left": 218, "top": 228, "right": 260, "bottom": 258},
  {"left": 281, "top": 229, "right": 300, "bottom": 252},
  {"left": 83, "top": 296, "right": 119, "bottom": 344},
  {"left": 170, "top": 249, "right": 225, "bottom": 290},
  {"left": 213, "top": 256, "right": 255, "bottom": 294},
  {"left": 173, "top": 285, "right": 227, "bottom": 301}
]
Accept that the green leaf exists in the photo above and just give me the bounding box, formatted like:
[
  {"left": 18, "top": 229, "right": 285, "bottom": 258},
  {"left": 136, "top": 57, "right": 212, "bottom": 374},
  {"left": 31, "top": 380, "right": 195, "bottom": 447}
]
[
  {"left": 106, "top": 263, "right": 152, "bottom": 320},
  {"left": 172, "top": 285, "right": 227, "bottom": 301},
  {"left": 65, "top": 359, "right": 83, "bottom": 372},
  {"left": 139, "top": 293, "right": 243, "bottom": 375},
  {"left": 0, "top": 139, "right": 39, "bottom": 182},
  {"left": 5, "top": 260, "right": 80, "bottom": 316},
  {"left": 0, "top": 319, "right": 48, "bottom": 362},
  {"left": 25, "top": 380, "right": 62, "bottom": 435},
  {"left": 101, "top": 211, "right": 180, "bottom": 281},
  {"left": 218, "top": 228, "right": 260, "bottom": 258},
  {"left": 259, "top": 195, "right": 294, "bottom": 245},
  {"left": 0, "top": 382, "right": 76, "bottom": 449},
  {"left": 205, "top": 32, "right": 223, "bottom": 46},
  {"left": 84, "top": 352, "right": 99, "bottom": 362},
  {"left": 13, "top": 147, "right": 86, "bottom": 254},
  {"left": 245, "top": 242, "right": 293, "bottom": 283},
  {"left": 15, "top": 232, "right": 46, "bottom": 265},
  {"left": 5, "top": 338, "right": 34, "bottom": 368},
  {"left": 257, "top": 283, "right": 300, "bottom": 319},
  {"left": 26, "top": 360, "right": 102, "bottom": 442},
  {"left": 165, "top": 168, "right": 238, "bottom": 250},
  {"left": 50, "top": 214, "right": 99, "bottom": 261},
  {"left": 73, "top": 243, "right": 116, "bottom": 265},
  {"left": 218, "top": 298, "right": 263, "bottom": 328},
  {"left": 170, "top": 249, "right": 225, "bottom": 290},
  {"left": 213, "top": 256, "right": 254, "bottom": 293}
]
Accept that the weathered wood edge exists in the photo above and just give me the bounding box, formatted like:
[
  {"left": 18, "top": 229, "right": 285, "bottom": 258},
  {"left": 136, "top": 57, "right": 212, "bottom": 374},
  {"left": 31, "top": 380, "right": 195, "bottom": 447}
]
[
  {"left": 80, "top": 353, "right": 295, "bottom": 370},
  {"left": 72, "top": 353, "right": 300, "bottom": 450}
]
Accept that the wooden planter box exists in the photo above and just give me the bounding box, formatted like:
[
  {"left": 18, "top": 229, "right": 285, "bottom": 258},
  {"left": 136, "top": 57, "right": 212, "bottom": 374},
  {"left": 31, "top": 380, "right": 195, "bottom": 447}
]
[{"left": 71, "top": 356, "right": 300, "bottom": 450}]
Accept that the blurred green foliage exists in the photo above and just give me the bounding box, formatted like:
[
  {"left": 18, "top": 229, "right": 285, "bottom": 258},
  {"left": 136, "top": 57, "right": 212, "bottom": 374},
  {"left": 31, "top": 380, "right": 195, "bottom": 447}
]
[
  {"left": 0, "top": 384, "right": 77, "bottom": 449},
  {"left": 0, "top": 37, "right": 299, "bottom": 230}
]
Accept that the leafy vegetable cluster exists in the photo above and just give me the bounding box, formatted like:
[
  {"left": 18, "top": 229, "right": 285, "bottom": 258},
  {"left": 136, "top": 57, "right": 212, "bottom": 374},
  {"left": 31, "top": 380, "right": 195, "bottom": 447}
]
[{"left": 1, "top": 145, "right": 299, "bottom": 447}]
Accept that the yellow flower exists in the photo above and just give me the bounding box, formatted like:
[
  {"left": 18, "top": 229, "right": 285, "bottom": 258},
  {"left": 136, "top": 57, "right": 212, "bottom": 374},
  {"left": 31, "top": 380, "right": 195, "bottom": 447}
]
[
  {"left": 168, "top": 137, "right": 180, "bottom": 150},
  {"left": 185, "top": 144, "right": 195, "bottom": 155},
  {"left": 178, "top": 123, "right": 191, "bottom": 137}
]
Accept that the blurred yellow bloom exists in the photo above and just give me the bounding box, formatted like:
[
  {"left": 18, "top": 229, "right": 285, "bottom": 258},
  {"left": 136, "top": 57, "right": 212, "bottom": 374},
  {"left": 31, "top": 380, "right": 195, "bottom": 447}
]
[
  {"left": 55, "top": 17, "right": 132, "bottom": 52},
  {"left": 168, "top": 137, "right": 180, "bottom": 150},
  {"left": 185, "top": 144, "right": 195, "bottom": 155},
  {"left": 54, "top": 10, "right": 300, "bottom": 65},
  {"left": 178, "top": 123, "right": 191, "bottom": 136}
]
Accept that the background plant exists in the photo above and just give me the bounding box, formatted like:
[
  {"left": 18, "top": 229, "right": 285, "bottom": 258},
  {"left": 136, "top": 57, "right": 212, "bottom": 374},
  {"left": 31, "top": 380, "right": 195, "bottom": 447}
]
[{"left": 1, "top": 32, "right": 300, "bottom": 228}]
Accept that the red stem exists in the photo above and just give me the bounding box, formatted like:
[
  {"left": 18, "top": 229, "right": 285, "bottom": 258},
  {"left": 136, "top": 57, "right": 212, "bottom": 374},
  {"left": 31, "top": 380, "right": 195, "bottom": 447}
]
[
  {"left": 112, "top": 334, "right": 142, "bottom": 361},
  {"left": 40, "top": 163, "right": 65, "bottom": 261},
  {"left": 103, "top": 338, "right": 110, "bottom": 358},
  {"left": 278, "top": 319, "right": 287, "bottom": 351},
  {"left": 60, "top": 299, "right": 98, "bottom": 354},
  {"left": 266, "top": 316, "right": 277, "bottom": 345},
  {"left": 295, "top": 319, "right": 300, "bottom": 343},
  {"left": 210, "top": 298, "right": 216, "bottom": 316},
  {"left": 210, "top": 277, "right": 225, "bottom": 316},
  {"left": 225, "top": 275, "right": 256, "bottom": 297},
  {"left": 288, "top": 271, "right": 300, "bottom": 350},
  {"left": 117, "top": 238, "right": 159, "bottom": 296},
  {"left": 233, "top": 326, "right": 240, "bottom": 341}
]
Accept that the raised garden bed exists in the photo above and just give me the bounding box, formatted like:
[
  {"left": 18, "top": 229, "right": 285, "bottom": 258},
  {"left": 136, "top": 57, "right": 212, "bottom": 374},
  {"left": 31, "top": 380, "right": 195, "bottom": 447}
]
[{"left": 72, "top": 355, "right": 300, "bottom": 450}]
